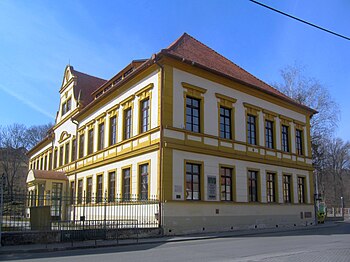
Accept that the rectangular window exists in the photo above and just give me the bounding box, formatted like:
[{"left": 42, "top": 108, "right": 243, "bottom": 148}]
[
  {"left": 96, "top": 175, "right": 103, "bottom": 203},
  {"left": 70, "top": 181, "right": 75, "bottom": 204},
  {"left": 40, "top": 157, "right": 43, "bottom": 170},
  {"left": 140, "top": 98, "right": 150, "bottom": 133},
  {"left": 265, "top": 120, "right": 274, "bottom": 149},
  {"left": 283, "top": 175, "right": 292, "bottom": 203},
  {"left": 59, "top": 146, "right": 64, "bottom": 166},
  {"left": 71, "top": 139, "right": 76, "bottom": 161},
  {"left": 54, "top": 148, "right": 58, "bottom": 169},
  {"left": 44, "top": 155, "right": 47, "bottom": 170},
  {"left": 281, "top": 125, "right": 289, "bottom": 152},
  {"left": 86, "top": 177, "right": 92, "bottom": 204},
  {"left": 220, "top": 106, "right": 232, "bottom": 139},
  {"left": 48, "top": 152, "right": 52, "bottom": 170},
  {"left": 98, "top": 123, "right": 105, "bottom": 151},
  {"left": 266, "top": 173, "right": 276, "bottom": 203},
  {"left": 67, "top": 98, "right": 71, "bottom": 112},
  {"left": 61, "top": 103, "right": 67, "bottom": 116},
  {"left": 124, "top": 108, "right": 132, "bottom": 139},
  {"left": 109, "top": 116, "right": 117, "bottom": 146},
  {"left": 108, "top": 171, "right": 115, "bottom": 202},
  {"left": 88, "top": 129, "right": 94, "bottom": 155},
  {"left": 79, "top": 134, "right": 85, "bottom": 158},
  {"left": 296, "top": 129, "right": 303, "bottom": 155},
  {"left": 64, "top": 143, "right": 69, "bottom": 165},
  {"left": 186, "top": 163, "right": 201, "bottom": 200},
  {"left": 185, "top": 97, "right": 200, "bottom": 133},
  {"left": 140, "top": 164, "right": 149, "bottom": 200},
  {"left": 220, "top": 167, "right": 232, "bottom": 201},
  {"left": 248, "top": 170, "right": 258, "bottom": 202},
  {"left": 247, "top": 115, "right": 257, "bottom": 145},
  {"left": 298, "top": 177, "right": 306, "bottom": 203},
  {"left": 77, "top": 179, "right": 83, "bottom": 204},
  {"left": 123, "top": 168, "right": 131, "bottom": 200}
]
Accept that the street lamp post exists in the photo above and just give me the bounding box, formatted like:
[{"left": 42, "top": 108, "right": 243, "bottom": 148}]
[
  {"left": 0, "top": 173, "right": 4, "bottom": 247},
  {"left": 341, "top": 196, "right": 344, "bottom": 219}
]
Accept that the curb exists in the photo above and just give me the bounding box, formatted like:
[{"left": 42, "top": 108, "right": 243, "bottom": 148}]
[{"left": 0, "top": 222, "right": 339, "bottom": 255}]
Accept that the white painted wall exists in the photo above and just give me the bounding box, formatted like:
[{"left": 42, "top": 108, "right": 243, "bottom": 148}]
[
  {"left": 172, "top": 149, "right": 310, "bottom": 203},
  {"left": 74, "top": 150, "right": 159, "bottom": 198},
  {"left": 172, "top": 68, "right": 307, "bottom": 150}
]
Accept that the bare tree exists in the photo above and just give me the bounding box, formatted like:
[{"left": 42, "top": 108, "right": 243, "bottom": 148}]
[
  {"left": 323, "top": 138, "right": 350, "bottom": 206},
  {"left": 26, "top": 123, "right": 53, "bottom": 150},
  {"left": 273, "top": 64, "right": 340, "bottom": 143},
  {"left": 272, "top": 64, "right": 341, "bottom": 203},
  {"left": 0, "top": 123, "right": 52, "bottom": 198},
  {"left": 0, "top": 124, "right": 29, "bottom": 199}
]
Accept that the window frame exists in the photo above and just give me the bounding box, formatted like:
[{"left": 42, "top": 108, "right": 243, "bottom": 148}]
[
  {"left": 64, "top": 142, "right": 69, "bottom": 165},
  {"left": 281, "top": 124, "right": 290, "bottom": 152},
  {"left": 265, "top": 120, "right": 274, "bottom": 149},
  {"left": 78, "top": 133, "right": 85, "bottom": 159},
  {"left": 59, "top": 145, "right": 64, "bottom": 167},
  {"left": 108, "top": 171, "right": 116, "bottom": 202},
  {"left": 266, "top": 172, "right": 277, "bottom": 203},
  {"left": 87, "top": 128, "right": 94, "bottom": 155},
  {"left": 123, "top": 107, "right": 132, "bottom": 140},
  {"left": 297, "top": 176, "right": 306, "bottom": 204},
  {"left": 109, "top": 115, "right": 117, "bottom": 146},
  {"left": 71, "top": 138, "right": 76, "bottom": 162},
  {"left": 139, "top": 163, "right": 150, "bottom": 200},
  {"left": 220, "top": 166, "right": 234, "bottom": 201},
  {"left": 247, "top": 114, "right": 257, "bottom": 145},
  {"left": 296, "top": 129, "right": 303, "bottom": 155},
  {"left": 98, "top": 122, "right": 105, "bottom": 151},
  {"left": 248, "top": 170, "right": 259, "bottom": 202},
  {"left": 283, "top": 174, "right": 292, "bottom": 203},
  {"left": 140, "top": 98, "right": 150, "bottom": 134},
  {"left": 122, "top": 167, "right": 131, "bottom": 201},
  {"left": 96, "top": 174, "right": 103, "bottom": 203},
  {"left": 86, "top": 177, "right": 93, "bottom": 204},
  {"left": 185, "top": 96, "right": 201, "bottom": 133},
  {"left": 219, "top": 106, "right": 232, "bottom": 140},
  {"left": 77, "top": 179, "right": 83, "bottom": 204},
  {"left": 185, "top": 161, "right": 202, "bottom": 201}
]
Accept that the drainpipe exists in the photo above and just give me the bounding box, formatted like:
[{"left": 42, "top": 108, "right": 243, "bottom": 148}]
[
  {"left": 71, "top": 118, "right": 79, "bottom": 223},
  {"left": 154, "top": 55, "right": 164, "bottom": 234}
]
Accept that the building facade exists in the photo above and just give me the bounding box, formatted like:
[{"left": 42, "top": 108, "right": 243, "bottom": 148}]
[{"left": 26, "top": 33, "right": 316, "bottom": 234}]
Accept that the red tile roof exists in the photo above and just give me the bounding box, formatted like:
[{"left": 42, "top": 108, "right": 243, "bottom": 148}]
[
  {"left": 31, "top": 170, "right": 67, "bottom": 181},
  {"left": 70, "top": 67, "right": 107, "bottom": 107},
  {"left": 161, "top": 33, "right": 316, "bottom": 113}
]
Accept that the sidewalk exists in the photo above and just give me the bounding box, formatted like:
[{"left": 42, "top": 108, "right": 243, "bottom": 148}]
[{"left": 0, "top": 222, "right": 339, "bottom": 255}]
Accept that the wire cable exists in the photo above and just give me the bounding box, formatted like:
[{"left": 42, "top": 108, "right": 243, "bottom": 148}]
[{"left": 249, "top": 0, "right": 350, "bottom": 41}]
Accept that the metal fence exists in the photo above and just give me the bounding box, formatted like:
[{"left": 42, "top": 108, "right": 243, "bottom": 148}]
[
  {"left": 326, "top": 207, "right": 350, "bottom": 217},
  {"left": 1, "top": 191, "right": 160, "bottom": 241}
]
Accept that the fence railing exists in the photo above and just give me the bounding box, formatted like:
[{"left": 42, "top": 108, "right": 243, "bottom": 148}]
[
  {"left": 1, "top": 192, "right": 160, "bottom": 233},
  {"left": 326, "top": 207, "right": 350, "bottom": 217}
]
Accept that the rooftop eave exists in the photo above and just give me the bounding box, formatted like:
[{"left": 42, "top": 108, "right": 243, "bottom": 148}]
[
  {"left": 72, "top": 59, "right": 154, "bottom": 121},
  {"left": 26, "top": 134, "right": 54, "bottom": 157},
  {"left": 158, "top": 50, "right": 317, "bottom": 116}
]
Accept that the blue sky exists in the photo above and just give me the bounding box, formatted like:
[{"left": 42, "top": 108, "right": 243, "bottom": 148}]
[{"left": 0, "top": 0, "right": 349, "bottom": 141}]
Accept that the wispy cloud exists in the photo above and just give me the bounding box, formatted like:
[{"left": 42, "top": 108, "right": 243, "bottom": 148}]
[{"left": 0, "top": 83, "right": 55, "bottom": 119}]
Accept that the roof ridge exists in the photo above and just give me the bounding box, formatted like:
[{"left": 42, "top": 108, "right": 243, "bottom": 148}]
[
  {"left": 166, "top": 33, "right": 188, "bottom": 51},
  {"left": 71, "top": 67, "right": 107, "bottom": 82}
]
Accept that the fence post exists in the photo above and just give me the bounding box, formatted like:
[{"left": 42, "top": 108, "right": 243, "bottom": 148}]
[
  {"left": 104, "top": 190, "right": 107, "bottom": 240},
  {"left": 0, "top": 174, "right": 4, "bottom": 247}
]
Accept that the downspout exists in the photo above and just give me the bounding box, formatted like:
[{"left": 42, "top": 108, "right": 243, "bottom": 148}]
[{"left": 154, "top": 54, "right": 164, "bottom": 234}]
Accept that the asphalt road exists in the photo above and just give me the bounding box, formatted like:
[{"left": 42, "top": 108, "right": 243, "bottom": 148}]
[{"left": 1, "top": 222, "right": 350, "bottom": 262}]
